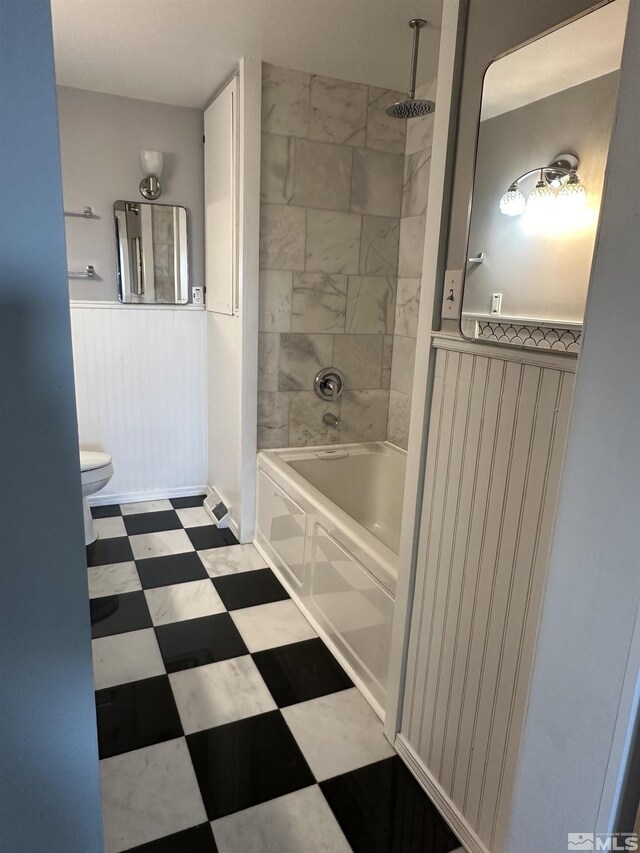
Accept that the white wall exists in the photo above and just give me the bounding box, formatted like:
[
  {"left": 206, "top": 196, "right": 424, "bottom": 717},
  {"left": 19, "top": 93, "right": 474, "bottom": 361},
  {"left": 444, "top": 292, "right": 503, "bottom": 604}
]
[
  {"left": 507, "top": 2, "right": 640, "bottom": 847},
  {"left": 71, "top": 304, "right": 207, "bottom": 503},
  {"left": 57, "top": 86, "right": 204, "bottom": 302}
]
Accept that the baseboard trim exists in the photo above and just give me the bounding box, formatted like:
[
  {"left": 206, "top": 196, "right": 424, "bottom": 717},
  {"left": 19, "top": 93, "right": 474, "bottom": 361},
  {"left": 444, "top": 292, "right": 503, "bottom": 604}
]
[
  {"left": 394, "top": 734, "right": 487, "bottom": 853},
  {"left": 88, "top": 485, "right": 208, "bottom": 506}
]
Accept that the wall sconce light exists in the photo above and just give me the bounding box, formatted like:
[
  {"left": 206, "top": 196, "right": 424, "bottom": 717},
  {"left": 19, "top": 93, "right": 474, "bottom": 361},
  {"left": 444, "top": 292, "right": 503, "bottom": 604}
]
[
  {"left": 499, "top": 153, "right": 587, "bottom": 217},
  {"left": 139, "top": 150, "right": 163, "bottom": 200}
]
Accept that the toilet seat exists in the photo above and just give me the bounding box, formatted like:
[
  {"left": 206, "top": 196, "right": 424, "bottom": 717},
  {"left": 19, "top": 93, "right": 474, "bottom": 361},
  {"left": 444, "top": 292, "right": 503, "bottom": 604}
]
[{"left": 80, "top": 451, "right": 112, "bottom": 473}]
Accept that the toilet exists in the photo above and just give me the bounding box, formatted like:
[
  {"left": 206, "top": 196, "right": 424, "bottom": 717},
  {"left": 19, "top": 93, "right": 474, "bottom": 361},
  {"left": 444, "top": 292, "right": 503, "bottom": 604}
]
[{"left": 80, "top": 451, "right": 114, "bottom": 545}]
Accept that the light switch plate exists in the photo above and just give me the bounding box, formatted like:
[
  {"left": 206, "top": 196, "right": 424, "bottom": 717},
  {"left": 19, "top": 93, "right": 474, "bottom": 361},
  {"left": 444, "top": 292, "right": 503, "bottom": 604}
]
[{"left": 442, "top": 270, "right": 463, "bottom": 320}]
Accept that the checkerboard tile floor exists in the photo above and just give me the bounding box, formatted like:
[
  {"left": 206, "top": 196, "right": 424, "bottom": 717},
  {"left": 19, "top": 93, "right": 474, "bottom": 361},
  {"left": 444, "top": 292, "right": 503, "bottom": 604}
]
[{"left": 88, "top": 495, "right": 461, "bottom": 853}]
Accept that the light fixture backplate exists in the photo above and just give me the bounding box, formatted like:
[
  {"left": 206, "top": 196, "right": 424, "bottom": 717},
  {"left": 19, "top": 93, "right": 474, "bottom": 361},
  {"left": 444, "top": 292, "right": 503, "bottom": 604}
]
[{"left": 545, "top": 153, "right": 580, "bottom": 186}]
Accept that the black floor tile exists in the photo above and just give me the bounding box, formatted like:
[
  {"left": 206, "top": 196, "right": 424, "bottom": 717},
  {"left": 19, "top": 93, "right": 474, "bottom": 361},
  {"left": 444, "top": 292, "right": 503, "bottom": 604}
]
[
  {"left": 95, "top": 675, "right": 183, "bottom": 759},
  {"left": 211, "top": 568, "right": 288, "bottom": 611},
  {"left": 186, "top": 525, "right": 238, "bottom": 551},
  {"left": 187, "top": 710, "right": 314, "bottom": 820},
  {"left": 321, "top": 756, "right": 460, "bottom": 853},
  {"left": 136, "top": 552, "right": 208, "bottom": 589},
  {"left": 90, "top": 590, "right": 152, "bottom": 639},
  {"left": 155, "top": 613, "right": 248, "bottom": 673},
  {"left": 253, "top": 638, "right": 353, "bottom": 707},
  {"left": 86, "top": 536, "right": 134, "bottom": 567},
  {"left": 170, "top": 494, "right": 207, "bottom": 509},
  {"left": 123, "top": 510, "right": 182, "bottom": 536},
  {"left": 125, "top": 823, "right": 218, "bottom": 852},
  {"left": 91, "top": 503, "right": 122, "bottom": 519}
]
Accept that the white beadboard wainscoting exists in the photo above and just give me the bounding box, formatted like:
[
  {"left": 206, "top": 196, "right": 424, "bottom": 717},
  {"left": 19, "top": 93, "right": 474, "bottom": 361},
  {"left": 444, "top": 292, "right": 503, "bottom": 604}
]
[
  {"left": 398, "top": 335, "right": 576, "bottom": 853},
  {"left": 70, "top": 301, "right": 207, "bottom": 504}
]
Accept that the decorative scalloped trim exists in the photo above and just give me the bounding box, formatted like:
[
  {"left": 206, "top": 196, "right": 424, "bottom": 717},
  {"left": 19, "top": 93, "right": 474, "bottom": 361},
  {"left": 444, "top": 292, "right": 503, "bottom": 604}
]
[{"left": 475, "top": 321, "right": 581, "bottom": 352}]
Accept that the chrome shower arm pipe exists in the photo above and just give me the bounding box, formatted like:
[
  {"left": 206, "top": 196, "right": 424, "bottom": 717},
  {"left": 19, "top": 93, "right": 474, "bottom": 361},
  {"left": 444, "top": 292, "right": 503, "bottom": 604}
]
[{"left": 408, "top": 18, "right": 426, "bottom": 100}]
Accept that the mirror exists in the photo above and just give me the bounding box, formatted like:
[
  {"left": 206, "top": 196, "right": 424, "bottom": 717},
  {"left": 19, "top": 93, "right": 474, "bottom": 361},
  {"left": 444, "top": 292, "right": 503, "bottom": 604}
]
[
  {"left": 461, "top": 0, "right": 627, "bottom": 352},
  {"left": 114, "top": 201, "right": 189, "bottom": 304}
]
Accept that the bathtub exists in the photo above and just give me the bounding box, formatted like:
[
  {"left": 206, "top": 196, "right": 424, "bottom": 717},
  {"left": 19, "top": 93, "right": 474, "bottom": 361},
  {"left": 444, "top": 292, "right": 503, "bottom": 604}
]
[{"left": 255, "top": 441, "right": 406, "bottom": 717}]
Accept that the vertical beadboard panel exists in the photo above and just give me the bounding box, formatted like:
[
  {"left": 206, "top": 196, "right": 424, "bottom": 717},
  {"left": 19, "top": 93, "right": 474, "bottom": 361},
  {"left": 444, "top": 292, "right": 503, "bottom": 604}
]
[
  {"left": 400, "top": 340, "right": 575, "bottom": 852},
  {"left": 70, "top": 305, "right": 207, "bottom": 502}
]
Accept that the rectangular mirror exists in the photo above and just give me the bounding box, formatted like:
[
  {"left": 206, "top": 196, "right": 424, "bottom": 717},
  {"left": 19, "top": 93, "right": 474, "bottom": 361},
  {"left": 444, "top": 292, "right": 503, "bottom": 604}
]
[
  {"left": 460, "top": 0, "right": 627, "bottom": 352},
  {"left": 114, "top": 200, "right": 189, "bottom": 304}
]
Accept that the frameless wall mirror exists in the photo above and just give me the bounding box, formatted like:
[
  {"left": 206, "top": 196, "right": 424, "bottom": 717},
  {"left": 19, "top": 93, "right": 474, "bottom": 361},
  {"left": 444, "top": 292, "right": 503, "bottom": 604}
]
[
  {"left": 460, "top": 0, "right": 628, "bottom": 352},
  {"left": 114, "top": 201, "right": 189, "bottom": 304}
]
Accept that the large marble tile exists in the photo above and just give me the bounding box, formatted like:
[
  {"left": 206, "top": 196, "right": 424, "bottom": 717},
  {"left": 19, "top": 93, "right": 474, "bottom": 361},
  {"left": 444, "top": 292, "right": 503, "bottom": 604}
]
[
  {"left": 405, "top": 78, "right": 437, "bottom": 155},
  {"left": 351, "top": 149, "right": 403, "bottom": 218},
  {"left": 92, "top": 628, "right": 165, "bottom": 690},
  {"left": 402, "top": 148, "right": 431, "bottom": 217},
  {"left": 366, "top": 86, "right": 407, "bottom": 154},
  {"left": 198, "top": 543, "right": 268, "bottom": 577},
  {"left": 305, "top": 210, "right": 361, "bottom": 274},
  {"left": 175, "top": 506, "right": 213, "bottom": 528},
  {"left": 395, "top": 277, "right": 421, "bottom": 338},
  {"left": 170, "top": 656, "right": 276, "bottom": 734},
  {"left": 282, "top": 687, "right": 394, "bottom": 781},
  {"left": 339, "top": 390, "right": 389, "bottom": 443},
  {"left": 88, "top": 561, "right": 141, "bottom": 599},
  {"left": 145, "top": 580, "right": 226, "bottom": 626},
  {"left": 387, "top": 390, "right": 412, "bottom": 451},
  {"left": 390, "top": 335, "right": 416, "bottom": 396},
  {"left": 346, "top": 275, "right": 396, "bottom": 334},
  {"left": 260, "top": 133, "right": 294, "bottom": 204},
  {"left": 398, "top": 214, "right": 426, "bottom": 278},
  {"left": 129, "top": 529, "right": 195, "bottom": 561},
  {"left": 121, "top": 499, "right": 173, "bottom": 516},
  {"left": 308, "top": 75, "right": 368, "bottom": 147},
  {"left": 288, "top": 392, "right": 340, "bottom": 446},
  {"left": 258, "top": 332, "right": 279, "bottom": 392},
  {"left": 333, "top": 334, "right": 384, "bottom": 389},
  {"left": 259, "top": 270, "right": 292, "bottom": 333},
  {"left": 100, "top": 737, "right": 206, "bottom": 853},
  {"left": 381, "top": 334, "right": 393, "bottom": 388},
  {"left": 278, "top": 332, "right": 333, "bottom": 392},
  {"left": 231, "top": 599, "right": 316, "bottom": 653},
  {"left": 291, "top": 139, "right": 352, "bottom": 211},
  {"left": 211, "top": 785, "right": 352, "bottom": 853},
  {"left": 291, "top": 272, "right": 347, "bottom": 333},
  {"left": 359, "top": 215, "right": 400, "bottom": 276},
  {"left": 94, "top": 516, "right": 127, "bottom": 540},
  {"left": 261, "top": 64, "right": 310, "bottom": 137},
  {"left": 260, "top": 204, "right": 306, "bottom": 271},
  {"left": 257, "top": 391, "right": 289, "bottom": 449}
]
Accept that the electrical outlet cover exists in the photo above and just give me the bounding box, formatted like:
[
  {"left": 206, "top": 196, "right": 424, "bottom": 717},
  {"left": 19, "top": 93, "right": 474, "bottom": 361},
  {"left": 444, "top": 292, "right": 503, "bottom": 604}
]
[
  {"left": 442, "top": 270, "right": 463, "bottom": 320},
  {"left": 192, "top": 286, "right": 204, "bottom": 305}
]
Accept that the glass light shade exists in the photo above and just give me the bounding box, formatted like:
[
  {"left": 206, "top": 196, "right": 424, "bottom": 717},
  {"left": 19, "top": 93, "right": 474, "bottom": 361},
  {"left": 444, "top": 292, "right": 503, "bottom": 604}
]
[
  {"left": 557, "top": 176, "right": 587, "bottom": 212},
  {"left": 499, "top": 186, "right": 526, "bottom": 216},
  {"left": 526, "top": 180, "right": 555, "bottom": 214},
  {"left": 140, "top": 150, "right": 163, "bottom": 178}
]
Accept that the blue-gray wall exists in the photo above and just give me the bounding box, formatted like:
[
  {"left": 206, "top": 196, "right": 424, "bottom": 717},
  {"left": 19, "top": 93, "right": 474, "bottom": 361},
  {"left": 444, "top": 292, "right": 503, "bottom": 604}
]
[{"left": 0, "top": 2, "right": 103, "bottom": 850}]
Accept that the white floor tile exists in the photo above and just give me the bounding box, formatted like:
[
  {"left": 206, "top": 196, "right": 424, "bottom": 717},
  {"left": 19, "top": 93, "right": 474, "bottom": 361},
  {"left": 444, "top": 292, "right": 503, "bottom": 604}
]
[
  {"left": 230, "top": 600, "right": 316, "bottom": 653},
  {"left": 93, "top": 516, "right": 127, "bottom": 540},
  {"left": 100, "top": 738, "right": 206, "bottom": 853},
  {"left": 211, "top": 785, "right": 351, "bottom": 853},
  {"left": 175, "top": 506, "right": 213, "bottom": 528},
  {"left": 145, "top": 579, "right": 225, "bottom": 626},
  {"left": 169, "top": 656, "right": 277, "bottom": 733},
  {"left": 92, "top": 628, "right": 165, "bottom": 690},
  {"left": 199, "top": 543, "right": 268, "bottom": 577},
  {"left": 281, "top": 687, "right": 394, "bottom": 781},
  {"left": 129, "top": 529, "right": 194, "bottom": 561},
  {"left": 87, "top": 561, "right": 141, "bottom": 599},
  {"left": 120, "top": 499, "right": 174, "bottom": 515}
]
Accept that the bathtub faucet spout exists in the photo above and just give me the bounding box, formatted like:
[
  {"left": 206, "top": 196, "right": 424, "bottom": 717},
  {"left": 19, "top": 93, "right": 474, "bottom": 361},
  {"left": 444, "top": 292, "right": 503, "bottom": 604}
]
[{"left": 323, "top": 412, "right": 341, "bottom": 428}]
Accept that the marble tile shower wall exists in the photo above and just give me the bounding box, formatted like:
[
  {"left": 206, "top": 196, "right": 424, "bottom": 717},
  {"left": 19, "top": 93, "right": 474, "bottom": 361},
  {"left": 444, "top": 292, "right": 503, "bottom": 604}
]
[
  {"left": 386, "top": 78, "right": 436, "bottom": 450},
  {"left": 257, "top": 63, "right": 406, "bottom": 449}
]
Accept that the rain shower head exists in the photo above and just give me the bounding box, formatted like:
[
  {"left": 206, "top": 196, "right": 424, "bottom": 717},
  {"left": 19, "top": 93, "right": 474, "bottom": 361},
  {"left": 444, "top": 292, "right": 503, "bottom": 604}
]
[{"left": 386, "top": 19, "right": 435, "bottom": 119}]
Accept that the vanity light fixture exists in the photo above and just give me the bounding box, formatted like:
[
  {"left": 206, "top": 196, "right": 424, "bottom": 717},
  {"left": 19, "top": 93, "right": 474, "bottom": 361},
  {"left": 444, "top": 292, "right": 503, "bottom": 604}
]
[
  {"left": 139, "top": 150, "right": 163, "bottom": 200},
  {"left": 499, "top": 153, "right": 586, "bottom": 217}
]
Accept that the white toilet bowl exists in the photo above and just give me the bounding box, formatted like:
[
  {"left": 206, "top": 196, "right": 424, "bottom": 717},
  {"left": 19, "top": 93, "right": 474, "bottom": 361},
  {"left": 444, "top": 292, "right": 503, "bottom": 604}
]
[{"left": 80, "top": 451, "right": 114, "bottom": 545}]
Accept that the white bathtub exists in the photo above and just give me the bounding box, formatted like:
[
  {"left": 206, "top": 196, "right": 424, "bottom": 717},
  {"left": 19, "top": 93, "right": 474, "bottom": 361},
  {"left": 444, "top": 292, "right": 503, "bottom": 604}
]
[{"left": 255, "top": 441, "right": 406, "bottom": 716}]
